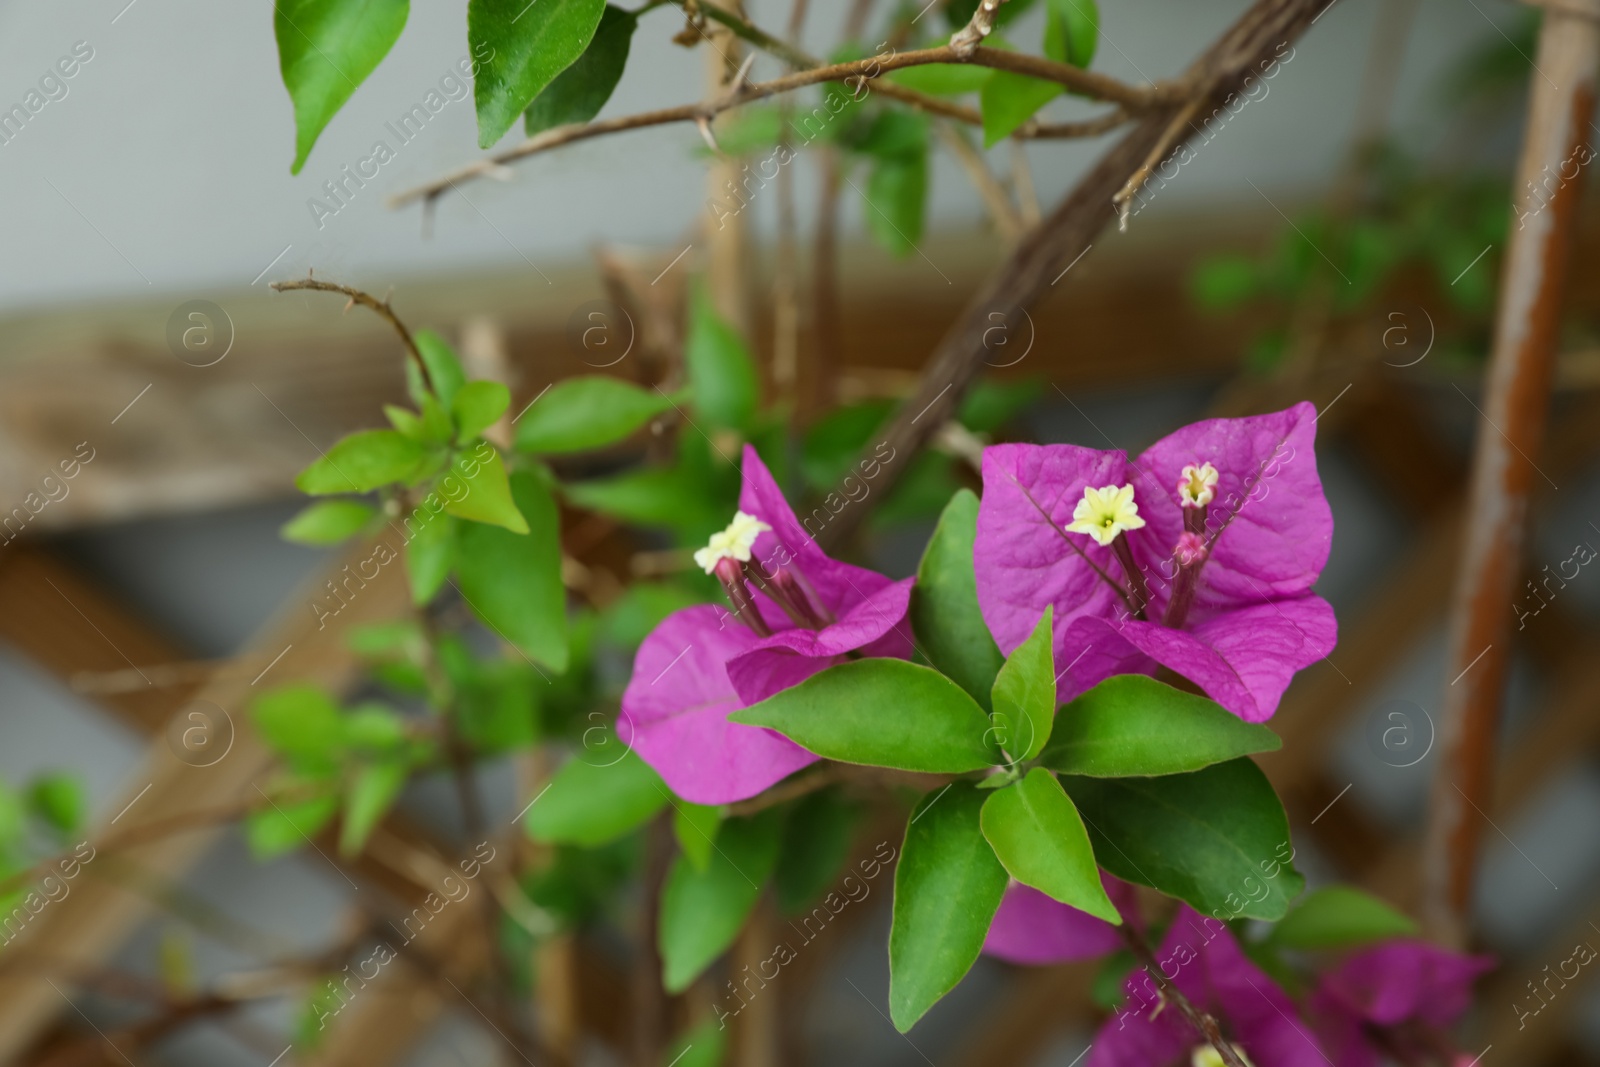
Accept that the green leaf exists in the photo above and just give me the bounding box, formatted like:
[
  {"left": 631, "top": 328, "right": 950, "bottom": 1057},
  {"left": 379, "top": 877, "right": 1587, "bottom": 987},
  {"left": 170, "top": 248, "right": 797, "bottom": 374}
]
[
  {"left": 685, "top": 286, "right": 759, "bottom": 432},
  {"left": 855, "top": 110, "right": 928, "bottom": 160},
  {"left": 563, "top": 464, "right": 724, "bottom": 540},
  {"left": 774, "top": 788, "right": 860, "bottom": 915},
  {"left": 989, "top": 606, "right": 1055, "bottom": 762},
  {"left": 889, "top": 783, "right": 1008, "bottom": 1031},
  {"left": 1044, "top": 0, "right": 1099, "bottom": 69},
  {"left": 888, "top": 64, "right": 994, "bottom": 96},
  {"left": 729, "top": 660, "right": 998, "bottom": 774},
  {"left": 275, "top": 0, "right": 409, "bottom": 174},
  {"left": 442, "top": 447, "right": 530, "bottom": 533},
  {"left": 456, "top": 470, "right": 568, "bottom": 670},
  {"left": 980, "top": 70, "right": 1060, "bottom": 146},
  {"left": 1266, "top": 885, "right": 1418, "bottom": 951},
  {"left": 865, "top": 150, "right": 927, "bottom": 256},
  {"left": 513, "top": 376, "right": 676, "bottom": 454},
  {"left": 673, "top": 802, "right": 724, "bottom": 872},
  {"left": 524, "top": 4, "right": 636, "bottom": 136},
  {"left": 411, "top": 330, "right": 467, "bottom": 409},
  {"left": 599, "top": 582, "right": 707, "bottom": 649},
  {"left": 341, "top": 703, "right": 408, "bottom": 753},
  {"left": 979, "top": 768, "right": 1116, "bottom": 921},
  {"left": 456, "top": 661, "right": 539, "bottom": 754},
  {"left": 296, "top": 430, "right": 429, "bottom": 495},
  {"left": 799, "top": 399, "right": 893, "bottom": 490},
  {"left": 659, "top": 810, "right": 783, "bottom": 992},
  {"left": 281, "top": 500, "right": 376, "bottom": 545},
  {"left": 401, "top": 508, "right": 455, "bottom": 605},
  {"left": 1064, "top": 758, "right": 1303, "bottom": 921},
  {"left": 1039, "top": 675, "right": 1281, "bottom": 777},
  {"left": 911, "top": 490, "right": 1004, "bottom": 711},
  {"left": 957, "top": 378, "right": 1043, "bottom": 434},
  {"left": 340, "top": 760, "right": 408, "bottom": 856},
  {"left": 525, "top": 749, "right": 667, "bottom": 847},
  {"left": 469, "top": 0, "right": 607, "bottom": 148},
  {"left": 945, "top": 0, "right": 1038, "bottom": 28},
  {"left": 1192, "top": 254, "right": 1260, "bottom": 310},
  {"left": 247, "top": 794, "right": 338, "bottom": 859},
  {"left": 252, "top": 685, "right": 344, "bottom": 772},
  {"left": 660, "top": 1018, "right": 726, "bottom": 1067},
  {"left": 452, "top": 381, "right": 511, "bottom": 444},
  {"left": 27, "top": 774, "right": 85, "bottom": 836}
]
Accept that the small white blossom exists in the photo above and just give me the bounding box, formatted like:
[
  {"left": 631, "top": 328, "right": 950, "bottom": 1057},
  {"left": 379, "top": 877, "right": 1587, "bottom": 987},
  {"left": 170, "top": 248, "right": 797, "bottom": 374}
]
[
  {"left": 1178, "top": 462, "right": 1219, "bottom": 508},
  {"left": 1065, "top": 484, "right": 1146, "bottom": 547},
  {"left": 693, "top": 511, "right": 772, "bottom": 574}
]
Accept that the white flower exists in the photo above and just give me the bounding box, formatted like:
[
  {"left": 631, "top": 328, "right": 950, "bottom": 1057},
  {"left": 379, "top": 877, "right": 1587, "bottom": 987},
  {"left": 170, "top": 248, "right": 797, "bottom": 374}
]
[
  {"left": 1178, "top": 462, "right": 1219, "bottom": 508},
  {"left": 1065, "top": 484, "right": 1146, "bottom": 547},
  {"left": 1191, "top": 1045, "right": 1255, "bottom": 1067},
  {"left": 693, "top": 511, "right": 772, "bottom": 574}
]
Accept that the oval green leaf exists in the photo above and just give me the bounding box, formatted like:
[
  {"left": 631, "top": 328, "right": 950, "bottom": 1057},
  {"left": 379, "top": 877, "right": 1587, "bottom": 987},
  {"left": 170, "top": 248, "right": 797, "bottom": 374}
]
[
  {"left": 281, "top": 499, "right": 377, "bottom": 545},
  {"left": 889, "top": 783, "right": 1008, "bottom": 1031},
  {"left": 1266, "top": 885, "right": 1418, "bottom": 951},
  {"left": 296, "top": 429, "right": 429, "bottom": 495},
  {"left": 524, "top": 4, "right": 636, "bottom": 135},
  {"left": 685, "top": 286, "right": 759, "bottom": 432},
  {"left": 911, "top": 489, "right": 1004, "bottom": 711},
  {"left": 276, "top": 0, "right": 409, "bottom": 174},
  {"left": 659, "top": 809, "right": 783, "bottom": 992},
  {"left": 728, "top": 659, "right": 999, "bottom": 774},
  {"left": 980, "top": 768, "right": 1117, "bottom": 922},
  {"left": 456, "top": 470, "right": 568, "bottom": 671},
  {"left": 468, "top": 0, "right": 606, "bottom": 147},
  {"left": 1063, "top": 758, "right": 1304, "bottom": 922},
  {"left": 514, "top": 376, "right": 676, "bottom": 454},
  {"left": 990, "top": 606, "right": 1055, "bottom": 762},
  {"left": 452, "top": 380, "right": 511, "bottom": 444},
  {"left": 1039, "top": 674, "right": 1280, "bottom": 777},
  {"left": 524, "top": 748, "right": 667, "bottom": 847}
]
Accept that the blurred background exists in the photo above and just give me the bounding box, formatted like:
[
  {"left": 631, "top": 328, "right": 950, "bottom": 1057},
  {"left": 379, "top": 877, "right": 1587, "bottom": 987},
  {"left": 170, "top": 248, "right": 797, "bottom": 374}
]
[{"left": 2, "top": 0, "right": 1598, "bottom": 1063}]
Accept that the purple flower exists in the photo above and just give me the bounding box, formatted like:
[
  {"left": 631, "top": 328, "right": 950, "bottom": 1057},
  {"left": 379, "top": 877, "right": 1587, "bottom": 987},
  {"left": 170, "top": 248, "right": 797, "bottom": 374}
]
[
  {"left": 1090, "top": 907, "right": 1328, "bottom": 1067},
  {"left": 1309, "top": 941, "right": 1494, "bottom": 1067},
  {"left": 620, "top": 446, "right": 914, "bottom": 804},
  {"left": 974, "top": 403, "right": 1336, "bottom": 722},
  {"left": 983, "top": 877, "right": 1139, "bottom": 965}
]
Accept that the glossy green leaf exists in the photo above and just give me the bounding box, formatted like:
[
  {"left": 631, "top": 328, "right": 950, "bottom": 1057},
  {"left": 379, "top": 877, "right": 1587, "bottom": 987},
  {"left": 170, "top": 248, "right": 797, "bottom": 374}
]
[
  {"left": 888, "top": 63, "right": 993, "bottom": 96},
  {"left": 275, "top": 0, "right": 409, "bottom": 174},
  {"left": 1266, "top": 885, "right": 1418, "bottom": 951},
  {"left": 456, "top": 470, "right": 568, "bottom": 670},
  {"left": 525, "top": 749, "right": 667, "bottom": 846},
  {"left": 524, "top": 4, "right": 635, "bottom": 135},
  {"left": 411, "top": 330, "right": 467, "bottom": 408},
  {"left": 247, "top": 794, "right": 338, "bottom": 859},
  {"left": 27, "top": 774, "right": 85, "bottom": 836},
  {"left": 469, "top": 0, "right": 607, "bottom": 147},
  {"left": 252, "top": 685, "right": 344, "bottom": 772},
  {"left": 775, "top": 788, "right": 860, "bottom": 915},
  {"left": 340, "top": 761, "right": 408, "bottom": 855},
  {"left": 281, "top": 500, "right": 377, "bottom": 545},
  {"left": 911, "top": 490, "right": 1004, "bottom": 711},
  {"left": 889, "top": 783, "right": 1008, "bottom": 1031},
  {"left": 442, "top": 447, "right": 529, "bottom": 533},
  {"left": 1039, "top": 675, "right": 1280, "bottom": 777},
  {"left": 452, "top": 381, "right": 511, "bottom": 444},
  {"left": 401, "top": 508, "right": 455, "bottom": 605},
  {"left": 730, "top": 660, "right": 999, "bottom": 774},
  {"left": 296, "top": 430, "right": 429, "bottom": 495},
  {"left": 981, "top": 69, "right": 1060, "bottom": 146},
  {"left": 659, "top": 810, "right": 783, "bottom": 992},
  {"left": 1045, "top": 0, "right": 1099, "bottom": 69},
  {"left": 685, "top": 286, "right": 759, "bottom": 432},
  {"left": 660, "top": 1018, "right": 726, "bottom": 1067},
  {"left": 1064, "top": 758, "right": 1303, "bottom": 921},
  {"left": 673, "top": 802, "right": 724, "bottom": 872},
  {"left": 865, "top": 150, "right": 927, "bottom": 256},
  {"left": 513, "top": 376, "right": 676, "bottom": 454},
  {"left": 980, "top": 769, "right": 1116, "bottom": 921},
  {"left": 990, "top": 606, "right": 1055, "bottom": 762}
]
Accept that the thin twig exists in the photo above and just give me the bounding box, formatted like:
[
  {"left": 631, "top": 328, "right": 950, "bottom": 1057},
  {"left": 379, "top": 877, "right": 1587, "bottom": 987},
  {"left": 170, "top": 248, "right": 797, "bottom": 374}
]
[
  {"left": 270, "top": 276, "right": 431, "bottom": 391},
  {"left": 390, "top": 46, "right": 1168, "bottom": 208},
  {"left": 1119, "top": 924, "right": 1251, "bottom": 1067},
  {"left": 937, "top": 122, "right": 1023, "bottom": 240}
]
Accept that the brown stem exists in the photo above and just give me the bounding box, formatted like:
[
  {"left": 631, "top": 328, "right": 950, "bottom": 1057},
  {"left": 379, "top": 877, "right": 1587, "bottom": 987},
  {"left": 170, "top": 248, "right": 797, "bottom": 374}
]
[
  {"left": 950, "top": 0, "right": 1012, "bottom": 57},
  {"left": 818, "top": 0, "right": 1337, "bottom": 552},
  {"left": 389, "top": 47, "right": 1171, "bottom": 209},
  {"left": 1118, "top": 924, "right": 1250, "bottom": 1067},
  {"left": 270, "top": 276, "right": 431, "bottom": 393},
  {"left": 1423, "top": 0, "right": 1600, "bottom": 947}
]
